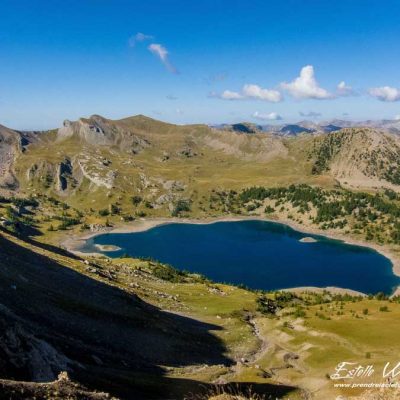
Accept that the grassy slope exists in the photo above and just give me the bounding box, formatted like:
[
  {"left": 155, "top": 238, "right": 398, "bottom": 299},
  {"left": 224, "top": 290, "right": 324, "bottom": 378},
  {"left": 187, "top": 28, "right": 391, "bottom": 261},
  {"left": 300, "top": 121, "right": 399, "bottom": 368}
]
[
  {"left": 1, "top": 226, "right": 400, "bottom": 399},
  {"left": 256, "top": 299, "right": 400, "bottom": 399},
  {"left": 0, "top": 228, "right": 298, "bottom": 399},
  {"left": 13, "top": 118, "right": 337, "bottom": 218}
]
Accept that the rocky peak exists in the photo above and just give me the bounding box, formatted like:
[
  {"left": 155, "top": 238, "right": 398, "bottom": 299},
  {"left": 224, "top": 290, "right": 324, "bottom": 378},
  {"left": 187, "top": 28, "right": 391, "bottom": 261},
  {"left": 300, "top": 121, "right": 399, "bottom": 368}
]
[{"left": 57, "top": 115, "right": 150, "bottom": 153}]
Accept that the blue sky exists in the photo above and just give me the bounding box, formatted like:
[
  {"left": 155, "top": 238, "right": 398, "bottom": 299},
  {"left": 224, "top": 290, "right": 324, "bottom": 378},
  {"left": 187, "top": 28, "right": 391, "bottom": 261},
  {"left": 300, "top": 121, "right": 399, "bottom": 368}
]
[{"left": 1, "top": 0, "right": 400, "bottom": 129}]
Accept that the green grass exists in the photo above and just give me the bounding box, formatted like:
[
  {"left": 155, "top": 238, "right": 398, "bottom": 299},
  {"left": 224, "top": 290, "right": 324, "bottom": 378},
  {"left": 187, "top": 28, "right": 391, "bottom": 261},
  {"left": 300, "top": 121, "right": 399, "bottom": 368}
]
[{"left": 2, "top": 225, "right": 400, "bottom": 399}]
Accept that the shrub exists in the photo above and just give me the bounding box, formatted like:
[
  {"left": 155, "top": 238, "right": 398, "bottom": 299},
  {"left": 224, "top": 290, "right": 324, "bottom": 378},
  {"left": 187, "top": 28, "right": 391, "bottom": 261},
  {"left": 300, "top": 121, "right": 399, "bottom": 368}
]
[
  {"left": 256, "top": 296, "right": 278, "bottom": 315},
  {"left": 99, "top": 208, "right": 109, "bottom": 216},
  {"left": 110, "top": 204, "right": 120, "bottom": 215},
  {"left": 265, "top": 205, "right": 274, "bottom": 214},
  {"left": 57, "top": 216, "right": 80, "bottom": 230},
  {"left": 375, "top": 292, "right": 388, "bottom": 300},
  {"left": 293, "top": 307, "right": 306, "bottom": 318},
  {"left": 131, "top": 196, "right": 142, "bottom": 206},
  {"left": 151, "top": 263, "right": 187, "bottom": 283},
  {"left": 246, "top": 204, "right": 257, "bottom": 212},
  {"left": 144, "top": 201, "right": 153, "bottom": 209},
  {"left": 171, "top": 199, "right": 191, "bottom": 217},
  {"left": 80, "top": 223, "right": 90, "bottom": 231}
]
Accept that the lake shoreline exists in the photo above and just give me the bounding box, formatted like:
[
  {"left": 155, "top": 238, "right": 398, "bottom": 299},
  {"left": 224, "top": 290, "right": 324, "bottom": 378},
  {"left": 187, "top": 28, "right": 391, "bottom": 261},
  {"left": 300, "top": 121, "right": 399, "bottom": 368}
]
[{"left": 61, "top": 215, "right": 400, "bottom": 297}]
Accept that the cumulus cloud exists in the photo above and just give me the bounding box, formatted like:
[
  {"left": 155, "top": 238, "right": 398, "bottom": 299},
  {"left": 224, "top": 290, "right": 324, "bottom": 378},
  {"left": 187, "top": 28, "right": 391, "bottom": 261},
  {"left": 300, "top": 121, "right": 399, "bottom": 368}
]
[
  {"left": 253, "top": 111, "right": 282, "bottom": 121},
  {"left": 129, "top": 32, "right": 153, "bottom": 47},
  {"left": 369, "top": 86, "right": 400, "bottom": 102},
  {"left": 215, "top": 84, "right": 282, "bottom": 102},
  {"left": 220, "top": 90, "right": 243, "bottom": 100},
  {"left": 337, "top": 81, "right": 354, "bottom": 96},
  {"left": 281, "top": 65, "right": 333, "bottom": 99},
  {"left": 148, "top": 43, "right": 177, "bottom": 73},
  {"left": 242, "top": 84, "right": 282, "bottom": 102},
  {"left": 299, "top": 111, "right": 321, "bottom": 117}
]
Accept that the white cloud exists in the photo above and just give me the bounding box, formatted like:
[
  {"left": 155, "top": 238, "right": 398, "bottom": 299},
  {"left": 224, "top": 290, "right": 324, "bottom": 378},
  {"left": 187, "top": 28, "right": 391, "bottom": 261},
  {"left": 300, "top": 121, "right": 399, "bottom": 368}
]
[
  {"left": 281, "top": 65, "right": 333, "bottom": 99},
  {"left": 129, "top": 32, "right": 153, "bottom": 47},
  {"left": 253, "top": 111, "right": 282, "bottom": 121},
  {"left": 220, "top": 90, "right": 243, "bottom": 100},
  {"left": 395, "top": 115, "right": 400, "bottom": 120},
  {"left": 175, "top": 108, "right": 184, "bottom": 115},
  {"left": 299, "top": 111, "right": 321, "bottom": 117},
  {"left": 369, "top": 86, "right": 400, "bottom": 102},
  {"left": 337, "top": 81, "right": 354, "bottom": 96},
  {"left": 242, "top": 84, "right": 282, "bottom": 102},
  {"left": 216, "top": 84, "right": 282, "bottom": 102},
  {"left": 148, "top": 43, "right": 177, "bottom": 73}
]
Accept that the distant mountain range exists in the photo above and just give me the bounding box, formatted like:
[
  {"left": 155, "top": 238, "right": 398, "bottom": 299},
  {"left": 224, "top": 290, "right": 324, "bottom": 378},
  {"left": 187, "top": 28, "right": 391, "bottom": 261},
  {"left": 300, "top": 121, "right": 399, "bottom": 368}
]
[{"left": 214, "top": 119, "right": 400, "bottom": 136}]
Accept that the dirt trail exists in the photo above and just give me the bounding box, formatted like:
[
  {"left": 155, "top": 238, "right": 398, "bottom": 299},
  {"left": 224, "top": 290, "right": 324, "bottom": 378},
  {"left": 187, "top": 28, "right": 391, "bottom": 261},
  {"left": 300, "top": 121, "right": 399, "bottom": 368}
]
[{"left": 246, "top": 316, "right": 269, "bottom": 364}]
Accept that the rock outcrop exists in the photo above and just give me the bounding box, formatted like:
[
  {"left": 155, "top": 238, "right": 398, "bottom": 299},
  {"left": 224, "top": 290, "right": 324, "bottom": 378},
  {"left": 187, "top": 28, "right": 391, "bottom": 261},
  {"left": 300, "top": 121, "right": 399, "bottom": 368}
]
[
  {"left": 57, "top": 115, "right": 150, "bottom": 154},
  {"left": 56, "top": 158, "right": 74, "bottom": 192},
  {"left": 0, "top": 125, "right": 22, "bottom": 189}
]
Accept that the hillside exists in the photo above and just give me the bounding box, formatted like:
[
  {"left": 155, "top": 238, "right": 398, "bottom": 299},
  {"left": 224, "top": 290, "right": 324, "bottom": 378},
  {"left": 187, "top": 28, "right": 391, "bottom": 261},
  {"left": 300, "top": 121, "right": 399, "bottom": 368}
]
[
  {"left": 1, "top": 223, "right": 400, "bottom": 399},
  {"left": 0, "top": 125, "right": 23, "bottom": 190},
  {"left": 0, "top": 125, "right": 41, "bottom": 191},
  {"left": 310, "top": 128, "right": 400, "bottom": 190},
  {"left": 2, "top": 115, "right": 399, "bottom": 220},
  {"left": 0, "top": 227, "right": 231, "bottom": 399},
  {"left": 0, "top": 225, "right": 300, "bottom": 399},
  {"left": 12, "top": 114, "right": 307, "bottom": 215}
]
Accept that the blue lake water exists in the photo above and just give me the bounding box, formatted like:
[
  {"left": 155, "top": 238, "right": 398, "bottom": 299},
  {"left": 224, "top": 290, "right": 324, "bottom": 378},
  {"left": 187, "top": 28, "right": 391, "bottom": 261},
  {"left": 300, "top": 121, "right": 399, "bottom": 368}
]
[{"left": 79, "top": 220, "right": 400, "bottom": 295}]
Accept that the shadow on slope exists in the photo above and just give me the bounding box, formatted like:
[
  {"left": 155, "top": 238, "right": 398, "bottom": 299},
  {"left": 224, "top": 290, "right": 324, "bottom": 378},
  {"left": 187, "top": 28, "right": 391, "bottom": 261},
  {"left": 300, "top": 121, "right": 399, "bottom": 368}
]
[{"left": 0, "top": 232, "right": 297, "bottom": 399}]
